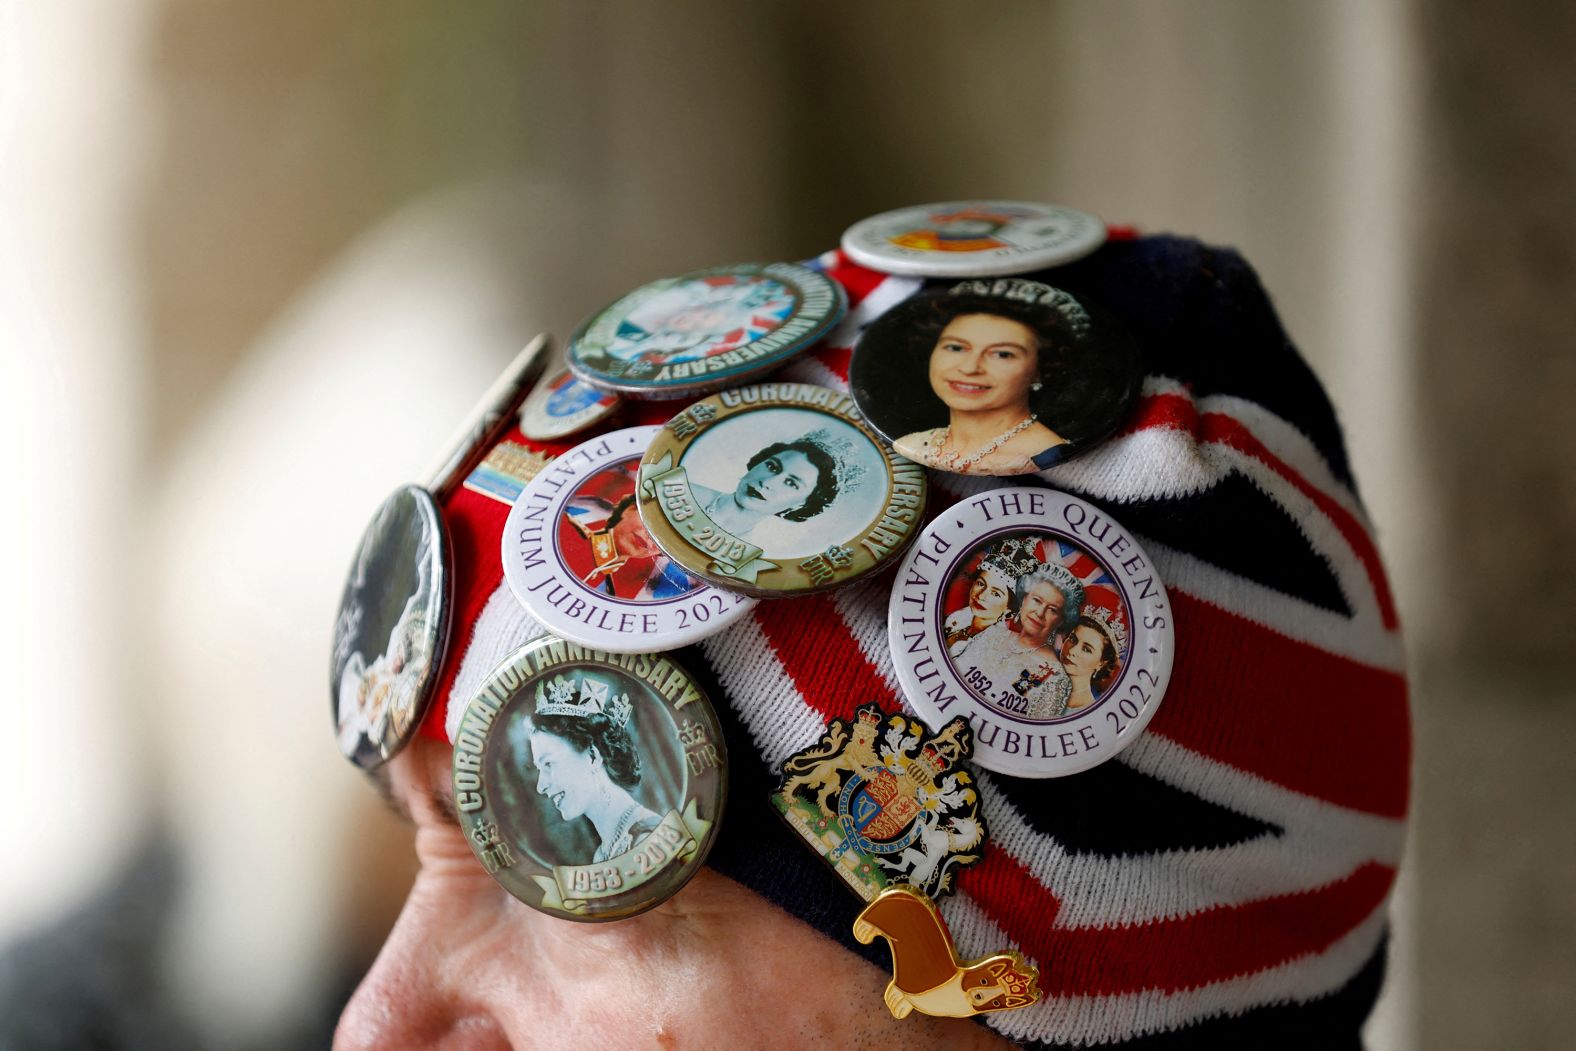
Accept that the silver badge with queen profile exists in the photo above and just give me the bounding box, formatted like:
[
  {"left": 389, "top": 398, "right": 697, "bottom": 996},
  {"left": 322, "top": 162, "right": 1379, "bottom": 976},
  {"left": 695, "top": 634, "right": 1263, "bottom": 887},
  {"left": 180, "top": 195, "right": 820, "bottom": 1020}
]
[
  {"left": 452, "top": 637, "right": 727, "bottom": 921},
  {"left": 636, "top": 383, "right": 927, "bottom": 597}
]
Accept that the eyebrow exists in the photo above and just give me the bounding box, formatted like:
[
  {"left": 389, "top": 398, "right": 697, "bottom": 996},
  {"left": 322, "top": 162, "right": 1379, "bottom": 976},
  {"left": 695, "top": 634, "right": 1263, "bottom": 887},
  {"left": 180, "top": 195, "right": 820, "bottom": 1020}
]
[
  {"left": 430, "top": 788, "right": 461, "bottom": 827},
  {"left": 366, "top": 764, "right": 461, "bottom": 828}
]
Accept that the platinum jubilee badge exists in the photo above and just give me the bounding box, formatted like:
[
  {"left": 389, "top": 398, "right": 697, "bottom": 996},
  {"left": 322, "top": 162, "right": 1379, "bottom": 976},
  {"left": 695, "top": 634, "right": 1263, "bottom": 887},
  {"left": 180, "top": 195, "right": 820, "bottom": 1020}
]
[
  {"left": 888, "top": 486, "right": 1175, "bottom": 778},
  {"left": 502, "top": 426, "right": 756, "bottom": 651},
  {"left": 452, "top": 637, "right": 726, "bottom": 922},
  {"left": 635, "top": 383, "right": 927, "bottom": 597}
]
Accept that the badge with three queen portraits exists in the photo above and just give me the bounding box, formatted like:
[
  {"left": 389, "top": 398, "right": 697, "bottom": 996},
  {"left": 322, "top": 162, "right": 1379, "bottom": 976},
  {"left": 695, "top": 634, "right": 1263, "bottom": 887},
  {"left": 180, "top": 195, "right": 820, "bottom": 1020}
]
[
  {"left": 452, "top": 637, "right": 727, "bottom": 922},
  {"left": 636, "top": 382, "right": 927, "bottom": 597},
  {"left": 888, "top": 487, "right": 1174, "bottom": 778}
]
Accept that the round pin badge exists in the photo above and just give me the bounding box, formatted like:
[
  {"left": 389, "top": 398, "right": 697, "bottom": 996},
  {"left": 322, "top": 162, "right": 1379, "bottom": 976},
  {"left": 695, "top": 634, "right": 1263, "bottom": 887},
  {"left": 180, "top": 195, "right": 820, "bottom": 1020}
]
[
  {"left": 452, "top": 637, "right": 727, "bottom": 922},
  {"left": 566, "top": 262, "right": 847, "bottom": 400},
  {"left": 503, "top": 426, "right": 756, "bottom": 651},
  {"left": 636, "top": 382, "right": 926, "bottom": 597},
  {"left": 331, "top": 485, "right": 452, "bottom": 769},
  {"left": 841, "top": 200, "right": 1106, "bottom": 277},
  {"left": 518, "top": 366, "right": 623, "bottom": 441},
  {"left": 850, "top": 278, "right": 1141, "bottom": 476},
  {"left": 888, "top": 487, "right": 1174, "bottom": 778}
]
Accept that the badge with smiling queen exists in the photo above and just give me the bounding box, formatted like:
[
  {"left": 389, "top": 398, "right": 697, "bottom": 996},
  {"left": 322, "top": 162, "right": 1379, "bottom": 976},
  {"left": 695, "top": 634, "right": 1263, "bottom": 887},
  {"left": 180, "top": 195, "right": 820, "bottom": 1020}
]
[
  {"left": 452, "top": 636, "right": 727, "bottom": 922},
  {"left": 635, "top": 382, "right": 928, "bottom": 597},
  {"left": 849, "top": 278, "right": 1141, "bottom": 476}
]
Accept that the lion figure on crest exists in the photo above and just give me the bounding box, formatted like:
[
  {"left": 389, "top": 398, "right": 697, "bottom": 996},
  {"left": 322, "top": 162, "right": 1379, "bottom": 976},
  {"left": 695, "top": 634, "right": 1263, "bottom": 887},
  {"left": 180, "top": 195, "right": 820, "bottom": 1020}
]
[{"left": 780, "top": 712, "right": 881, "bottom": 817}]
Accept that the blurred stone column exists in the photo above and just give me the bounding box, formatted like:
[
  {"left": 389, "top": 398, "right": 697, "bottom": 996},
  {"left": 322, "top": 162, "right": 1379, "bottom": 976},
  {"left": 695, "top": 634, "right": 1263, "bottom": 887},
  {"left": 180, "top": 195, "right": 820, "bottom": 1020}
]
[{"left": 1412, "top": 2, "right": 1576, "bottom": 1048}]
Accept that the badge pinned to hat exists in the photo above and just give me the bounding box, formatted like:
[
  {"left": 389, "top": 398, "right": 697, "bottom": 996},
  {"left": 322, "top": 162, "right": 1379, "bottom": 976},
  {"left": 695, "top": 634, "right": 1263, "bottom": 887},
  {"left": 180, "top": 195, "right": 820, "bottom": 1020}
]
[
  {"left": 840, "top": 199, "right": 1106, "bottom": 277},
  {"left": 566, "top": 262, "right": 847, "bottom": 400},
  {"left": 889, "top": 486, "right": 1174, "bottom": 778},
  {"left": 452, "top": 636, "right": 727, "bottom": 922},
  {"left": 850, "top": 277, "right": 1142, "bottom": 476},
  {"left": 772, "top": 703, "right": 1042, "bottom": 1019},
  {"left": 502, "top": 426, "right": 756, "bottom": 652},
  {"left": 330, "top": 335, "right": 552, "bottom": 769},
  {"left": 636, "top": 383, "right": 927, "bottom": 597}
]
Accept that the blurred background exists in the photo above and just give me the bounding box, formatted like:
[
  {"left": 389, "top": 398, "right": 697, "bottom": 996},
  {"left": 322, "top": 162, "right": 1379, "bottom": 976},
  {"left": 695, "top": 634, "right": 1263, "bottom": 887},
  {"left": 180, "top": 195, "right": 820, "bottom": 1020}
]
[{"left": 2, "top": 1, "right": 1572, "bottom": 1048}]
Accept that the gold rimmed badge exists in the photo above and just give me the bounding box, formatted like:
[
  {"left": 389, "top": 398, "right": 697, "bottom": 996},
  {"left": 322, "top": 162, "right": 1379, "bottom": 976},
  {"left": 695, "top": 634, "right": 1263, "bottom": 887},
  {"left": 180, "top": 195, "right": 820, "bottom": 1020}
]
[{"left": 636, "top": 382, "right": 926, "bottom": 597}]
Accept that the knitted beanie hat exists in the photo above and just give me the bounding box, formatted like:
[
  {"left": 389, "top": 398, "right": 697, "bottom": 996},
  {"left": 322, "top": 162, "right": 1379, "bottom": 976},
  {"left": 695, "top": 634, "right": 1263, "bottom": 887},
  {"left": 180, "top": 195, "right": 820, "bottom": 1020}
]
[{"left": 416, "top": 231, "right": 1410, "bottom": 1048}]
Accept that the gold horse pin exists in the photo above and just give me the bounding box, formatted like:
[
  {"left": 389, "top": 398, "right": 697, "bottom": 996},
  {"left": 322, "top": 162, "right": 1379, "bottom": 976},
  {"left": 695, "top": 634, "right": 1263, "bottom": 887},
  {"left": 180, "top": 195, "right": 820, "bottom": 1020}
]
[{"left": 853, "top": 886, "right": 1040, "bottom": 1019}]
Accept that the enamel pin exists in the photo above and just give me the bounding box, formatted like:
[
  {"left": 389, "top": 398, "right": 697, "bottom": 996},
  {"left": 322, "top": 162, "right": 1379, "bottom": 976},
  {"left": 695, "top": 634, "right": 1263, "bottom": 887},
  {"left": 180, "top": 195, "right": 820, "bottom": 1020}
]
[
  {"left": 773, "top": 703, "right": 1042, "bottom": 1020},
  {"left": 772, "top": 703, "right": 984, "bottom": 901},
  {"left": 854, "top": 887, "right": 1040, "bottom": 1019},
  {"left": 888, "top": 486, "right": 1175, "bottom": 778}
]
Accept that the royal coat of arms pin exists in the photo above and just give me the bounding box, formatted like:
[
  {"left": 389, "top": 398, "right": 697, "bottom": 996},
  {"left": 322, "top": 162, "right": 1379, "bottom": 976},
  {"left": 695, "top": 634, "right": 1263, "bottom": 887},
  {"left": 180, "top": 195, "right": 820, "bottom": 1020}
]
[{"left": 771, "top": 703, "right": 986, "bottom": 901}]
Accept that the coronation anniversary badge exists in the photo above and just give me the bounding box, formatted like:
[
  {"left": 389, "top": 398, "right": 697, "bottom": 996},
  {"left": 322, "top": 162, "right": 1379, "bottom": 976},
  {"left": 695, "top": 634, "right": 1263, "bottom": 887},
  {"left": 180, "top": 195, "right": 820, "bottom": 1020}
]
[
  {"left": 453, "top": 636, "right": 726, "bottom": 921},
  {"left": 566, "top": 262, "right": 846, "bottom": 399},
  {"left": 636, "top": 383, "right": 927, "bottom": 597}
]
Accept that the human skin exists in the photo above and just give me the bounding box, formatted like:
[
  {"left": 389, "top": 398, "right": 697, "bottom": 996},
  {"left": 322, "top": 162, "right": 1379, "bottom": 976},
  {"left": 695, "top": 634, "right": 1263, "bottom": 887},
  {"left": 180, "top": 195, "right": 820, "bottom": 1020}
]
[{"left": 336, "top": 737, "right": 1012, "bottom": 1050}]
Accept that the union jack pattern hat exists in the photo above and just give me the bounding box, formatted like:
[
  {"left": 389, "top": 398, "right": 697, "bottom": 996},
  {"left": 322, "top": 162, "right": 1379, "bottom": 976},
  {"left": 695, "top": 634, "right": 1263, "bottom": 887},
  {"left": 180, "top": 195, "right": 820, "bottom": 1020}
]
[{"left": 418, "top": 231, "right": 1410, "bottom": 1048}]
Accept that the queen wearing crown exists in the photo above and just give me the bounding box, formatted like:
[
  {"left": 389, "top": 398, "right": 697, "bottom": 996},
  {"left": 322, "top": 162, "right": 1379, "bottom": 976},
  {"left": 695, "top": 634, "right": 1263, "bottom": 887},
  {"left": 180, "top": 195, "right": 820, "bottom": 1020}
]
[
  {"left": 890, "top": 280, "right": 1095, "bottom": 475},
  {"left": 687, "top": 428, "right": 863, "bottom": 543},
  {"left": 527, "top": 673, "right": 661, "bottom": 864},
  {"left": 1060, "top": 605, "right": 1127, "bottom": 714},
  {"left": 943, "top": 543, "right": 1019, "bottom": 651},
  {"left": 951, "top": 554, "right": 1084, "bottom": 721}
]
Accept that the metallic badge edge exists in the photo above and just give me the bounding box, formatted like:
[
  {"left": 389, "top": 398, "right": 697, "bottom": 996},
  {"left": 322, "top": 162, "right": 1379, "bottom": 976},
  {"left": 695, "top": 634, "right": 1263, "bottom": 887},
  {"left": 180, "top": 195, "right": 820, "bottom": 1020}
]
[
  {"left": 331, "top": 483, "right": 452, "bottom": 769},
  {"left": 635, "top": 383, "right": 927, "bottom": 599}
]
